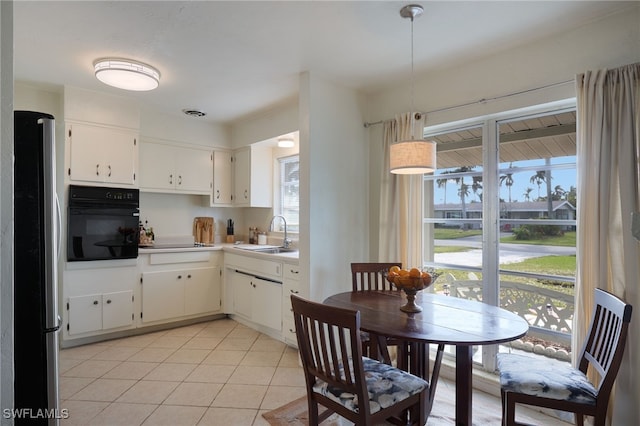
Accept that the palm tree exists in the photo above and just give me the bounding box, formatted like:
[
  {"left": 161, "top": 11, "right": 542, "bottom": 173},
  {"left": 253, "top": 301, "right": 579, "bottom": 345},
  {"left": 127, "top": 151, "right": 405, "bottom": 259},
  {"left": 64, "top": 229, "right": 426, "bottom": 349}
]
[
  {"left": 471, "top": 176, "right": 483, "bottom": 202},
  {"left": 529, "top": 171, "right": 547, "bottom": 200},
  {"left": 450, "top": 166, "right": 474, "bottom": 229},
  {"left": 436, "top": 176, "right": 449, "bottom": 204},
  {"left": 499, "top": 172, "right": 515, "bottom": 203},
  {"left": 553, "top": 185, "right": 566, "bottom": 201},
  {"left": 523, "top": 187, "right": 534, "bottom": 202}
]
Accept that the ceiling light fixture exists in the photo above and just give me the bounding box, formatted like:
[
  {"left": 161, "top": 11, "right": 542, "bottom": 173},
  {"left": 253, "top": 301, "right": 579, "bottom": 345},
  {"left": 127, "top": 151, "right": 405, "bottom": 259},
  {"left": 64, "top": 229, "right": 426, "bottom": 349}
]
[
  {"left": 277, "top": 136, "right": 295, "bottom": 148},
  {"left": 94, "top": 58, "right": 160, "bottom": 91},
  {"left": 390, "top": 4, "right": 436, "bottom": 175}
]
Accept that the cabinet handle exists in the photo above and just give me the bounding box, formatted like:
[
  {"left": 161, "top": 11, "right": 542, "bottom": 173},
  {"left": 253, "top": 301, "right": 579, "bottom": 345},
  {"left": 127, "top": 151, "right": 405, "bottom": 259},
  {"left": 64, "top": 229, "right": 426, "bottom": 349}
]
[
  {"left": 289, "top": 328, "right": 296, "bottom": 334},
  {"left": 216, "top": 190, "right": 220, "bottom": 199},
  {"left": 169, "top": 174, "right": 173, "bottom": 185},
  {"left": 244, "top": 189, "right": 248, "bottom": 199},
  {"left": 290, "top": 289, "right": 299, "bottom": 294},
  {"left": 178, "top": 175, "right": 182, "bottom": 185},
  {"left": 177, "top": 275, "right": 182, "bottom": 279},
  {"left": 291, "top": 269, "right": 299, "bottom": 274},
  {"left": 187, "top": 274, "right": 192, "bottom": 279},
  {"left": 106, "top": 299, "right": 112, "bottom": 304},
  {"left": 96, "top": 164, "right": 100, "bottom": 176},
  {"left": 108, "top": 165, "right": 112, "bottom": 177},
  {"left": 93, "top": 300, "right": 99, "bottom": 305}
]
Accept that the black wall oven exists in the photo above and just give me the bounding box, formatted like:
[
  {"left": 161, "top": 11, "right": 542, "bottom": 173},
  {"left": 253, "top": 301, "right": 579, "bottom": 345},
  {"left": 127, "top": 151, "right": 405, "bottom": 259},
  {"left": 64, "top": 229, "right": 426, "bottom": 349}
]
[{"left": 67, "top": 185, "right": 140, "bottom": 261}]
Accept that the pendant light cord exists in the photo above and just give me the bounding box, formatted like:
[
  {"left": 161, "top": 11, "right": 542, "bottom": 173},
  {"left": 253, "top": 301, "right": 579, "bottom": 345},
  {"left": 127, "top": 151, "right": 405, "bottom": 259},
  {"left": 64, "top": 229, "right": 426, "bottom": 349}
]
[{"left": 410, "top": 13, "right": 416, "bottom": 139}]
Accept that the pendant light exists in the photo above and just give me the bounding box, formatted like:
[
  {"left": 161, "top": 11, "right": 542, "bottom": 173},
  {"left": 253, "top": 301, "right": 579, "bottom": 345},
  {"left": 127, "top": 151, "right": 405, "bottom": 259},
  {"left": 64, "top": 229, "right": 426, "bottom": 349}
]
[
  {"left": 390, "top": 4, "right": 436, "bottom": 175},
  {"left": 94, "top": 58, "right": 160, "bottom": 91}
]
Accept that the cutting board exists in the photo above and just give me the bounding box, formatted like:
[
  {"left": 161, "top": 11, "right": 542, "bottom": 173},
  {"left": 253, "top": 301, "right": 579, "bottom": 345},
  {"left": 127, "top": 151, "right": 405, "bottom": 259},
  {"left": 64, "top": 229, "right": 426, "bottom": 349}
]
[{"left": 193, "top": 217, "right": 214, "bottom": 244}]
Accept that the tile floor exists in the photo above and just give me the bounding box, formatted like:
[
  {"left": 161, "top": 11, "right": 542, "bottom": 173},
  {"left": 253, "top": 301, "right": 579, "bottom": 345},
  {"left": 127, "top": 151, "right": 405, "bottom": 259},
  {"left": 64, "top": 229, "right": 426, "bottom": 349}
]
[{"left": 59, "top": 318, "right": 567, "bottom": 425}]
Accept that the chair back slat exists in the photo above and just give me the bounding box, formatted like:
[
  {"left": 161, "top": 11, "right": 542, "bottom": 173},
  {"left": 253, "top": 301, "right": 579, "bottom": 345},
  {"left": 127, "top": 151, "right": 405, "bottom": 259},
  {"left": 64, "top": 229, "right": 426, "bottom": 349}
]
[
  {"left": 351, "top": 262, "right": 402, "bottom": 291},
  {"left": 291, "top": 295, "right": 369, "bottom": 410},
  {"left": 578, "top": 289, "right": 632, "bottom": 393}
]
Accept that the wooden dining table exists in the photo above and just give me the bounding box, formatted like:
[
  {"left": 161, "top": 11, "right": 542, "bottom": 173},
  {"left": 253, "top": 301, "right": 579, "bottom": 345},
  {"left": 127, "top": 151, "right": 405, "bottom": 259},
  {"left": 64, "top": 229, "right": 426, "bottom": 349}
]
[{"left": 323, "top": 290, "right": 529, "bottom": 426}]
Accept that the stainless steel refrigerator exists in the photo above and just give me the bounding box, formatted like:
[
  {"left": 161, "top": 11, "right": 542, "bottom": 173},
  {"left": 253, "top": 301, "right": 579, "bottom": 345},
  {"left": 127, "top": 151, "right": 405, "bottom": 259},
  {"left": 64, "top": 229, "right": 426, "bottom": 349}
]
[{"left": 14, "top": 111, "right": 61, "bottom": 425}]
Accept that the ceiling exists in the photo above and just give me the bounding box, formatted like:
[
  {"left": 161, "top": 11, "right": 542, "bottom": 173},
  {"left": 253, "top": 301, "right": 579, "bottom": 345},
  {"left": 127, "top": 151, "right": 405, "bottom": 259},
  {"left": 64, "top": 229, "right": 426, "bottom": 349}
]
[{"left": 13, "top": 1, "right": 632, "bottom": 125}]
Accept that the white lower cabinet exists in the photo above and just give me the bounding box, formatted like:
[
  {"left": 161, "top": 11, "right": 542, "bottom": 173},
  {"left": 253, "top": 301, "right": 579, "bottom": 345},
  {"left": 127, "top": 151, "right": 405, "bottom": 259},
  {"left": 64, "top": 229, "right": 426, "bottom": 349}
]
[
  {"left": 64, "top": 265, "right": 137, "bottom": 338},
  {"left": 282, "top": 263, "right": 301, "bottom": 347},
  {"left": 140, "top": 251, "right": 222, "bottom": 325},
  {"left": 228, "top": 268, "right": 282, "bottom": 332}
]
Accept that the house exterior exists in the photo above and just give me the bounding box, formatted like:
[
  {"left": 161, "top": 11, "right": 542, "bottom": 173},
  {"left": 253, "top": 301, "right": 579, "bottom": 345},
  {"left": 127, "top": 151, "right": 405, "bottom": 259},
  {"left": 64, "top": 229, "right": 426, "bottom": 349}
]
[{"left": 435, "top": 200, "right": 576, "bottom": 230}]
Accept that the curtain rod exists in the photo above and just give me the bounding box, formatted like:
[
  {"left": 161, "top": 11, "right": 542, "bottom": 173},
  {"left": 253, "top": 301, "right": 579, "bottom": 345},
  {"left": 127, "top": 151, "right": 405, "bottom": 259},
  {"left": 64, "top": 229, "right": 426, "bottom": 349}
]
[{"left": 363, "top": 79, "right": 574, "bottom": 128}]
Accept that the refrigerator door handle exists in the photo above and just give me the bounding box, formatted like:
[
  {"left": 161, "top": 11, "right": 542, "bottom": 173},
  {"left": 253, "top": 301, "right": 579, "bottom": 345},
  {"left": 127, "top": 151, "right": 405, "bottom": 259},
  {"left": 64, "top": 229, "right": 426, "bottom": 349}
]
[
  {"left": 56, "top": 194, "right": 62, "bottom": 261},
  {"left": 41, "top": 117, "right": 59, "bottom": 330}
]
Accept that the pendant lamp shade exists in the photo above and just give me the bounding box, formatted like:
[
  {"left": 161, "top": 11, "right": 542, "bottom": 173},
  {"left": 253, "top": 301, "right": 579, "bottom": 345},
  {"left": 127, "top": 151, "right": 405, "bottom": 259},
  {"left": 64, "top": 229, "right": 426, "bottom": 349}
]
[
  {"left": 389, "top": 4, "right": 437, "bottom": 175},
  {"left": 390, "top": 139, "right": 436, "bottom": 174}
]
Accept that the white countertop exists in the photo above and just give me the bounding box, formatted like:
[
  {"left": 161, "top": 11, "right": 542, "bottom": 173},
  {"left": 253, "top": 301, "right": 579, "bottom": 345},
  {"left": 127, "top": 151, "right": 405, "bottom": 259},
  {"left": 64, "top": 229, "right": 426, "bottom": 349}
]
[{"left": 138, "top": 243, "right": 299, "bottom": 262}]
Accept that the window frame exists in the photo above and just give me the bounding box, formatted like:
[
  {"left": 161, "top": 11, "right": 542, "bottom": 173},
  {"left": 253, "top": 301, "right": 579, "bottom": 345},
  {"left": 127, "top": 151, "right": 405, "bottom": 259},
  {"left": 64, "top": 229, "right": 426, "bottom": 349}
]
[{"left": 422, "top": 99, "right": 577, "bottom": 371}]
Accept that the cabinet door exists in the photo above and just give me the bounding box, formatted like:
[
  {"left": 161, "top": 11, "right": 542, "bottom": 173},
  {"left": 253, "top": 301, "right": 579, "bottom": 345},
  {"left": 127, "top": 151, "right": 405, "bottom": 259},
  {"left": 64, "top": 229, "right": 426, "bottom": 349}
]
[
  {"left": 67, "top": 123, "right": 137, "bottom": 185},
  {"left": 141, "top": 270, "right": 185, "bottom": 323},
  {"left": 230, "top": 270, "right": 253, "bottom": 319},
  {"left": 212, "top": 150, "right": 233, "bottom": 205},
  {"left": 68, "top": 294, "right": 102, "bottom": 335},
  {"left": 103, "top": 131, "right": 137, "bottom": 185},
  {"left": 102, "top": 290, "right": 134, "bottom": 330},
  {"left": 67, "top": 123, "right": 105, "bottom": 183},
  {"left": 139, "top": 142, "right": 176, "bottom": 191},
  {"left": 184, "top": 267, "right": 221, "bottom": 315},
  {"left": 252, "top": 277, "right": 282, "bottom": 331},
  {"left": 233, "top": 147, "right": 250, "bottom": 206},
  {"left": 175, "top": 146, "right": 212, "bottom": 194}
]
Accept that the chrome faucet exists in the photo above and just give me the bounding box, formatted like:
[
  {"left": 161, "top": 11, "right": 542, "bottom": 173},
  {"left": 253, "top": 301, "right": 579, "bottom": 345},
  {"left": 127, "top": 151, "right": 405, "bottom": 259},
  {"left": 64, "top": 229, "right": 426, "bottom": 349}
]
[{"left": 269, "top": 215, "right": 291, "bottom": 248}]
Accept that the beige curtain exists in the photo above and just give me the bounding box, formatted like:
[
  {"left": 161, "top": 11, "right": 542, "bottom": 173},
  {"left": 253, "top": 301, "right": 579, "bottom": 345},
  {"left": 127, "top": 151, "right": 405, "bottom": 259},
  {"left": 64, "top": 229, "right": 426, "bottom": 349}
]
[
  {"left": 575, "top": 63, "right": 639, "bottom": 425},
  {"left": 378, "top": 112, "right": 425, "bottom": 268}
]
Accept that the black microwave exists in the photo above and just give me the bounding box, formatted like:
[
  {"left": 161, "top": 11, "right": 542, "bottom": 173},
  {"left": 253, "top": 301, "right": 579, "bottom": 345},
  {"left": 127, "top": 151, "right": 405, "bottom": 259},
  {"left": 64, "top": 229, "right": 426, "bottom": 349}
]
[{"left": 67, "top": 185, "right": 140, "bottom": 261}]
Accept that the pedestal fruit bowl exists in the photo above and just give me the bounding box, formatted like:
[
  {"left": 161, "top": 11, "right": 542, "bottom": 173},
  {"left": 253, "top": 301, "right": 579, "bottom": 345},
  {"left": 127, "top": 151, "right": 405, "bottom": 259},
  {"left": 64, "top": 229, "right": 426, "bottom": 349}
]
[{"left": 385, "top": 266, "right": 434, "bottom": 313}]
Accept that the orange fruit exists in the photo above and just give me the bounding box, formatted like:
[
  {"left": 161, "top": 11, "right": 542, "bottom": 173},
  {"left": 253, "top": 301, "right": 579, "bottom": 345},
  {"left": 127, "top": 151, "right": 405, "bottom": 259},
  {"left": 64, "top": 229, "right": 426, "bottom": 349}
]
[
  {"left": 398, "top": 269, "right": 409, "bottom": 276},
  {"left": 409, "top": 268, "right": 421, "bottom": 278},
  {"left": 389, "top": 265, "right": 401, "bottom": 274}
]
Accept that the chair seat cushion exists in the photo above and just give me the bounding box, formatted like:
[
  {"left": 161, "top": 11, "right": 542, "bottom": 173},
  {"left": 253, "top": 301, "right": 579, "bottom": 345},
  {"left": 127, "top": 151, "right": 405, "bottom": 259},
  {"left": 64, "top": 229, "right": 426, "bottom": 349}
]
[
  {"left": 497, "top": 353, "right": 597, "bottom": 405},
  {"left": 312, "top": 357, "right": 428, "bottom": 414}
]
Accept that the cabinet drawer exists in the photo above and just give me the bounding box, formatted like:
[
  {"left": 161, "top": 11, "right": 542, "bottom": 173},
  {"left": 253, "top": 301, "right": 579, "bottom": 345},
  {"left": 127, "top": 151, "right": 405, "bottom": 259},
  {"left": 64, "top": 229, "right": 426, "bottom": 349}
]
[
  {"left": 150, "top": 251, "right": 210, "bottom": 265},
  {"left": 283, "top": 264, "right": 300, "bottom": 281},
  {"left": 225, "top": 253, "right": 282, "bottom": 280}
]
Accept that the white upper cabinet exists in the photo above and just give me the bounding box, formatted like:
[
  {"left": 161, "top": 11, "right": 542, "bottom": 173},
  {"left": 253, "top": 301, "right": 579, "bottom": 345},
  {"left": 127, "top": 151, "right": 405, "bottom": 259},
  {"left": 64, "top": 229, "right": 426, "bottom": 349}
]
[
  {"left": 66, "top": 122, "right": 138, "bottom": 186},
  {"left": 139, "top": 140, "right": 212, "bottom": 195},
  {"left": 233, "top": 145, "right": 272, "bottom": 207},
  {"left": 211, "top": 149, "right": 233, "bottom": 206}
]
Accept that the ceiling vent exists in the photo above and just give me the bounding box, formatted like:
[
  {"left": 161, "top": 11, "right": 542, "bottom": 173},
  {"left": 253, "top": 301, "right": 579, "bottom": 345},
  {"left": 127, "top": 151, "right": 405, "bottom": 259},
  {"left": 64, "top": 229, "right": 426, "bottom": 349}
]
[{"left": 182, "top": 109, "right": 206, "bottom": 118}]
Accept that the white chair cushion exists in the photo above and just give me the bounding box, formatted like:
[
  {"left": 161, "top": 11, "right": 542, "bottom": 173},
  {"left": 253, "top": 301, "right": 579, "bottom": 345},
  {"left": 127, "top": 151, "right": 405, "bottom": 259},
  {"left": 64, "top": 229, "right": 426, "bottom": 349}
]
[
  {"left": 497, "top": 353, "right": 597, "bottom": 405},
  {"left": 312, "top": 356, "right": 428, "bottom": 414}
]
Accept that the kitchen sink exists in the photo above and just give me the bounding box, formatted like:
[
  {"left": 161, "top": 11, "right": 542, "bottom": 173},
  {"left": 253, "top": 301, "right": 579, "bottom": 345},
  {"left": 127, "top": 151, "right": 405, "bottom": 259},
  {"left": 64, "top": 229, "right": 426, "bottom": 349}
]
[{"left": 252, "top": 247, "right": 297, "bottom": 254}]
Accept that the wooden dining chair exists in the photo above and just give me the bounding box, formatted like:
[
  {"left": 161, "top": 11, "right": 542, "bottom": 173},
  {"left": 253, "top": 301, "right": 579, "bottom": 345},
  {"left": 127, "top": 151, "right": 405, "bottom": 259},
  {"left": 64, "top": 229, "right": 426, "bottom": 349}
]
[
  {"left": 351, "top": 262, "right": 402, "bottom": 292},
  {"left": 291, "top": 294, "right": 431, "bottom": 426},
  {"left": 497, "top": 288, "right": 633, "bottom": 426},
  {"left": 350, "top": 262, "right": 402, "bottom": 362}
]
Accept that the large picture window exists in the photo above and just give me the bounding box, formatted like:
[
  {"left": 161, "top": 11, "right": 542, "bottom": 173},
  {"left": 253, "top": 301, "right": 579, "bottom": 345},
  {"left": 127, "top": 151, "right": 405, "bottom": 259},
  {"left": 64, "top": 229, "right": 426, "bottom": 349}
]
[{"left": 423, "top": 101, "right": 577, "bottom": 370}]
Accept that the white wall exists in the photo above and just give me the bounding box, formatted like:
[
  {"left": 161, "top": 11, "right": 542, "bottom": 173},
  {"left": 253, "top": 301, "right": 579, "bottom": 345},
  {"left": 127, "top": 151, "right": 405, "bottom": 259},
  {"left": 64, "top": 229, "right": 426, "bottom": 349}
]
[
  {"left": 365, "top": 6, "right": 640, "bottom": 424},
  {"left": 299, "top": 72, "right": 369, "bottom": 302},
  {"left": 0, "top": 0, "right": 13, "bottom": 415}
]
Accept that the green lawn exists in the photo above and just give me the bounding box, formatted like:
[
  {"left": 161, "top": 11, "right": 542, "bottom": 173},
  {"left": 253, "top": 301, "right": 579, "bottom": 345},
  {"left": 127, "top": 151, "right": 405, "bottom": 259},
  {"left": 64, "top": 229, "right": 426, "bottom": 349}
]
[
  {"left": 434, "top": 228, "right": 576, "bottom": 247},
  {"left": 434, "top": 246, "right": 473, "bottom": 254},
  {"left": 502, "top": 255, "right": 576, "bottom": 277},
  {"left": 433, "top": 229, "right": 482, "bottom": 239},
  {"left": 500, "top": 231, "right": 576, "bottom": 247}
]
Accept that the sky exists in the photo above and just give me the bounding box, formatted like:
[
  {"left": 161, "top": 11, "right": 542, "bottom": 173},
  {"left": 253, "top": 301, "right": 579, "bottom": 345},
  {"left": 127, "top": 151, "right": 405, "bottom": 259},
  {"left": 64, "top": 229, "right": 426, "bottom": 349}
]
[{"left": 433, "top": 157, "right": 577, "bottom": 205}]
